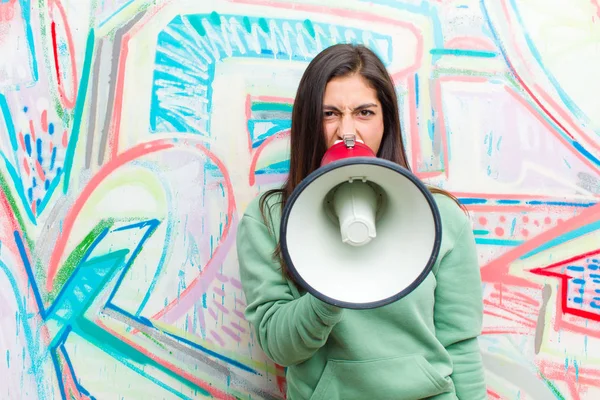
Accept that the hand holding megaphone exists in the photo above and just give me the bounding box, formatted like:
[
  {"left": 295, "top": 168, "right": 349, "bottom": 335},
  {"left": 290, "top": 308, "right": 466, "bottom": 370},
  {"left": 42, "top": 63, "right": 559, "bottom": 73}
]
[{"left": 280, "top": 134, "right": 442, "bottom": 309}]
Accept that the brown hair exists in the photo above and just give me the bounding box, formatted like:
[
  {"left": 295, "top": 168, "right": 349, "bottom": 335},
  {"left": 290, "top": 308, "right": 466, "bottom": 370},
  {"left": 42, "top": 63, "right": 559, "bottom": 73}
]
[{"left": 259, "top": 43, "right": 465, "bottom": 277}]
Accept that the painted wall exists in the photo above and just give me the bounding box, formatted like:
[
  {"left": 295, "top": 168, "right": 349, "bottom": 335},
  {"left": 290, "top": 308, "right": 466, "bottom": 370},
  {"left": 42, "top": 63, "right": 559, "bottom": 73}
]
[{"left": 1, "top": 0, "right": 598, "bottom": 398}]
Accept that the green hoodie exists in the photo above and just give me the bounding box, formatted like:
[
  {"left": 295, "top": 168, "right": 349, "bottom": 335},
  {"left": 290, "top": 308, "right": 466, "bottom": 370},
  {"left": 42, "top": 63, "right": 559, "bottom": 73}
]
[{"left": 236, "top": 191, "right": 486, "bottom": 400}]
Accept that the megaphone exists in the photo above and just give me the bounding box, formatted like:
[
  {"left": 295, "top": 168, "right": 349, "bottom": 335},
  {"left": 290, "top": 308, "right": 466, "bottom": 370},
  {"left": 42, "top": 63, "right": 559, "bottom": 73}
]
[{"left": 280, "top": 134, "right": 442, "bottom": 309}]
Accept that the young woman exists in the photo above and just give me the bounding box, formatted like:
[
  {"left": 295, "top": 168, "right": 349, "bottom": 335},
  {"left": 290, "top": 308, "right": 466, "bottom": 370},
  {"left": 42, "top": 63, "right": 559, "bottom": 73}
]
[{"left": 236, "top": 44, "right": 486, "bottom": 400}]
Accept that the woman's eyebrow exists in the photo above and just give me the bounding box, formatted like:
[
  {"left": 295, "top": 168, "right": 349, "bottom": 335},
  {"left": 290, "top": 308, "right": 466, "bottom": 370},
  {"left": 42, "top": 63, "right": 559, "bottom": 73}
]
[
  {"left": 354, "top": 103, "right": 378, "bottom": 110},
  {"left": 322, "top": 103, "right": 379, "bottom": 111}
]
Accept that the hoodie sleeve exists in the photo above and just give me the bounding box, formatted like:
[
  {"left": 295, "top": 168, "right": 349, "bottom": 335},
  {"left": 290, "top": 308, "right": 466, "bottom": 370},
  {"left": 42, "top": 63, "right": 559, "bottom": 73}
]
[
  {"left": 433, "top": 213, "right": 487, "bottom": 399},
  {"left": 236, "top": 211, "right": 343, "bottom": 367}
]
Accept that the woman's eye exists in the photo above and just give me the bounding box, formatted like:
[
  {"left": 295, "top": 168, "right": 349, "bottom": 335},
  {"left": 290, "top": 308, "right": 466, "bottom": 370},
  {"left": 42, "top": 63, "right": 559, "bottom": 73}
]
[
  {"left": 324, "top": 111, "right": 335, "bottom": 118},
  {"left": 359, "top": 109, "right": 374, "bottom": 116}
]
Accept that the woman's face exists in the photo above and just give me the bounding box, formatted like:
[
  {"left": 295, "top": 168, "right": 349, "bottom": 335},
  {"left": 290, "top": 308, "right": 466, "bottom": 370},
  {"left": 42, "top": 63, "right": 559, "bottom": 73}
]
[{"left": 322, "top": 74, "right": 384, "bottom": 154}]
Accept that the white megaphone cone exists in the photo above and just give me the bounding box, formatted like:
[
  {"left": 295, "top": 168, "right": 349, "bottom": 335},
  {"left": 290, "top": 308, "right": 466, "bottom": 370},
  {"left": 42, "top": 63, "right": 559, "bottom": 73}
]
[{"left": 280, "top": 134, "right": 442, "bottom": 309}]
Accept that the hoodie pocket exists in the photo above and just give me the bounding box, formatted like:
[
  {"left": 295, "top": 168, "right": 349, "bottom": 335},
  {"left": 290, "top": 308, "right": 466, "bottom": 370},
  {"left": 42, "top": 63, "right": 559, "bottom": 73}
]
[{"left": 309, "top": 354, "right": 451, "bottom": 400}]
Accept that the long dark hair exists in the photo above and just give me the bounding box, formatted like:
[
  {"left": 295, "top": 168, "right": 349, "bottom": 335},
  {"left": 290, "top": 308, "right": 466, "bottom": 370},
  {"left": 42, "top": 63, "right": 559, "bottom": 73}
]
[{"left": 259, "top": 43, "right": 465, "bottom": 277}]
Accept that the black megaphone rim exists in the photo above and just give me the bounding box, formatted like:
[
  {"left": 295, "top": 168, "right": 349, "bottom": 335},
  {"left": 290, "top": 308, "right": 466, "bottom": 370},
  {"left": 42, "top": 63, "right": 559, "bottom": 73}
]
[{"left": 279, "top": 156, "right": 443, "bottom": 309}]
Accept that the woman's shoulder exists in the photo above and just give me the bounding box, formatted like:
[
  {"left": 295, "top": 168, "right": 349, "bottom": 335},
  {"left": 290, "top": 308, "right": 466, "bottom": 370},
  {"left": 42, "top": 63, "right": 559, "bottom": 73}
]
[
  {"left": 241, "top": 190, "right": 283, "bottom": 228},
  {"left": 430, "top": 191, "right": 471, "bottom": 238}
]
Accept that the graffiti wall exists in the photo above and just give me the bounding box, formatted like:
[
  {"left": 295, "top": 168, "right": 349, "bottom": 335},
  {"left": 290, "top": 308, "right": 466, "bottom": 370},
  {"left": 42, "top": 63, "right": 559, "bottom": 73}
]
[{"left": 1, "top": 0, "right": 599, "bottom": 398}]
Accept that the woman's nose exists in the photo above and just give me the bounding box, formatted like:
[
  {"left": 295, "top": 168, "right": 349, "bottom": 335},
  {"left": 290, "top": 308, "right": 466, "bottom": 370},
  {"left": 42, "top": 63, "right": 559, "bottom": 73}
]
[{"left": 338, "top": 115, "right": 356, "bottom": 137}]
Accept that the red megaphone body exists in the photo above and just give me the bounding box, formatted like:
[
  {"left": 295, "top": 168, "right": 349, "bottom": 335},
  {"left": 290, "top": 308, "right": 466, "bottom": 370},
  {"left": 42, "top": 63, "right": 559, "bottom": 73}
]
[{"left": 320, "top": 134, "right": 377, "bottom": 166}]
